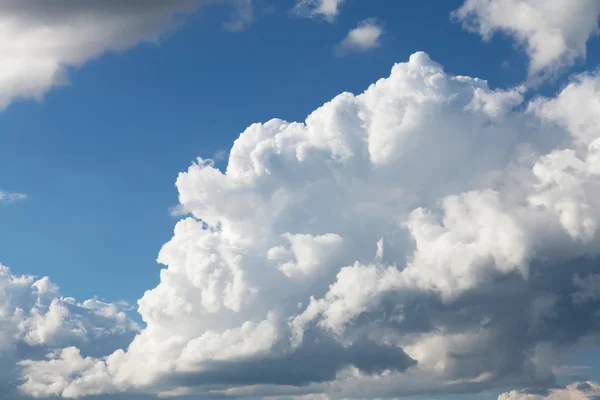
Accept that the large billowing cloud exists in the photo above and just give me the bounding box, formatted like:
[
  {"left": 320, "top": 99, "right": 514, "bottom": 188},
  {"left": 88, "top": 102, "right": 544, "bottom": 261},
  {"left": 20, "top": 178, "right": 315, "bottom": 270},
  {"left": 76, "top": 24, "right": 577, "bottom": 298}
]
[
  {"left": 11, "top": 51, "right": 600, "bottom": 399},
  {"left": 453, "top": 0, "right": 600, "bottom": 81},
  {"left": 0, "top": 0, "right": 229, "bottom": 110}
]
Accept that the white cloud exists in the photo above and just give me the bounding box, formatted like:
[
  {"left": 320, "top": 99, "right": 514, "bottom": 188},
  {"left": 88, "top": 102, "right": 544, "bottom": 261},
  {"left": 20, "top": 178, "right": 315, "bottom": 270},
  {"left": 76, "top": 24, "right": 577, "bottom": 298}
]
[
  {"left": 336, "top": 19, "right": 384, "bottom": 55},
  {"left": 0, "top": 190, "right": 27, "bottom": 202},
  {"left": 0, "top": 265, "right": 138, "bottom": 399},
  {"left": 268, "top": 233, "right": 344, "bottom": 277},
  {"left": 498, "top": 381, "right": 600, "bottom": 400},
  {"left": 10, "top": 52, "right": 600, "bottom": 399},
  {"left": 528, "top": 71, "right": 600, "bottom": 146},
  {"left": 294, "top": 0, "right": 346, "bottom": 22},
  {"left": 453, "top": 0, "right": 600, "bottom": 81},
  {"left": 0, "top": 0, "right": 229, "bottom": 110}
]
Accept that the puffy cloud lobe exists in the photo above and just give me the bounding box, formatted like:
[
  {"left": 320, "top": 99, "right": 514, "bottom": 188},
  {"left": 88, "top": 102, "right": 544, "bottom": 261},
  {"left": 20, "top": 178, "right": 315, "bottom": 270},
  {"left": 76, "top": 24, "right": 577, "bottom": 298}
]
[
  {"left": 466, "top": 85, "right": 525, "bottom": 118},
  {"left": 529, "top": 72, "right": 600, "bottom": 146},
  {"left": 453, "top": 0, "right": 600, "bottom": 80},
  {"left": 19, "top": 347, "right": 119, "bottom": 398},
  {"left": 335, "top": 19, "right": 384, "bottom": 56},
  {"left": 294, "top": 0, "right": 346, "bottom": 22},
  {"left": 0, "top": 265, "right": 138, "bottom": 398},
  {"left": 268, "top": 233, "right": 343, "bottom": 277},
  {"left": 0, "top": 0, "right": 223, "bottom": 110},
  {"left": 528, "top": 145, "right": 600, "bottom": 242},
  {"left": 15, "top": 52, "right": 600, "bottom": 399}
]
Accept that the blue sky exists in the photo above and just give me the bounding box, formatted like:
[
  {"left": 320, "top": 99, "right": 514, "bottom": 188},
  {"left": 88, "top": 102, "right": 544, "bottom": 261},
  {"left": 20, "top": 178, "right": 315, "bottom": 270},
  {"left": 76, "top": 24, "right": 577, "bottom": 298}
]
[{"left": 2, "top": 1, "right": 600, "bottom": 399}]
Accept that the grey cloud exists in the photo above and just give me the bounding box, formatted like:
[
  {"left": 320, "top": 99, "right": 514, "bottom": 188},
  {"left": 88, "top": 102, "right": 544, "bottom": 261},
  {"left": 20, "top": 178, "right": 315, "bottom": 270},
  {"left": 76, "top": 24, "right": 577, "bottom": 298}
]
[
  {"left": 0, "top": 0, "right": 228, "bottom": 109},
  {"left": 168, "top": 333, "right": 415, "bottom": 389}
]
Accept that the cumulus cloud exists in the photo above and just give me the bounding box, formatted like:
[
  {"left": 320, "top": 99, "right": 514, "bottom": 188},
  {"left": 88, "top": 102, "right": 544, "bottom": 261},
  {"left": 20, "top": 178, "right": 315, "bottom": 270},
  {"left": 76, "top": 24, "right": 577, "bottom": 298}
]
[
  {"left": 453, "top": 0, "right": 600, "bottom": 81},
  {"left": 293, "top": 0, "right": 346, "bottom": 22},
  {"left": 498, "top": 381, "right": 600, "bottom": 399},
  {"left": 0, "top": 265, "right": 138, "bottom": 399},
  {"left": 0, "top": 190, "right": 27, "bottom": 202},
  {"left": 0, "top": 0, "right": 228, "bottom": 110},
  {"left": 335, "top": 19, "right": 384, "bottom": 55},
  {"left": 10, "top": 52, "right": 600, "bottom": 399}
]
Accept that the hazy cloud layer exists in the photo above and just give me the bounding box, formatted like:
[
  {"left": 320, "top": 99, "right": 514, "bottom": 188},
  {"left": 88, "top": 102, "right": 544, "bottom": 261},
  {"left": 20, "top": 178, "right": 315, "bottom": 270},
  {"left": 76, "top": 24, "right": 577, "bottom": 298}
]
[{"left": 9, "top": 52, "right": 600, "bottom": 399}]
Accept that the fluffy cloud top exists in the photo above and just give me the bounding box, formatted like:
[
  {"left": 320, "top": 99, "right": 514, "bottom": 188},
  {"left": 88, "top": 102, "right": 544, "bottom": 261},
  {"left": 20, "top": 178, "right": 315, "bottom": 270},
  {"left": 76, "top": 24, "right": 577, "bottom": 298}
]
[
  {"left": 335, "top": 19, "right": 384, "bottom": 55},
  {"left": 453, "top": 0, "right": 600, "bottom": 80},
  {"left": 294, "top": 0, "right": 346, "bottom": 22},
  {"left": 0, "top": 0, "right": 226, "bottom": 110},
  {"left": 11, "top": 51, "right": 600, "bottom": 399},
  {"left": 0, "top": 190, "right": 27, "bottom": 202}
]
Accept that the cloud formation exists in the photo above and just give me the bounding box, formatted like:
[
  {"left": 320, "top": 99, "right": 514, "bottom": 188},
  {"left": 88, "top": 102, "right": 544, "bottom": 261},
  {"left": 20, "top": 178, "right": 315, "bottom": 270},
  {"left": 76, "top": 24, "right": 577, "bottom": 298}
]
[
  {"left": 453, "top": 0, "right": 600, "bottom": 81},
  {"left": 335, "top": 19, "right": 384, "bottom": 55},
  {"left": 10, "top": 51, "right": 600, "bottom": 399},
  {"left": 0, "top": 190, "right": 27, "bottom": 202},
  {"left": 0, "top": 0, "right": 226, "bottom": 110},
  {"left": 0, "top": 265, "right": 138, "bottom": 399},
  {"left": 293, "top": 0, "right": 346, "bottom": 22},
  {"left": 498, "top": 381, "right": 600, "bottom": 400}
]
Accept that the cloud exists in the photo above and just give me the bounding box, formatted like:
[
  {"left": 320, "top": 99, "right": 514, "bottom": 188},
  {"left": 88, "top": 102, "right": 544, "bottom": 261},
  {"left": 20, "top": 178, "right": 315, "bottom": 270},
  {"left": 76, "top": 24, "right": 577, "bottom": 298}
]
[
  {"left": 0, "top": 190, "right": 27, "bottom": 202},
  {"left": 293, "top": 0, "right": 346, "bottom": 22},
  {"left": 0, "top": 265, "right": 138, "bottom": 399},
  {"left": 335, "top": 19, "right": 384, "bottom": 55},
  {"left": 498, "top": 381, "right": 600, "bottom": 399},
  {"left": 572, "top": 273, "right": 600, "bottom": 304},
  {"left": 10, "top": 52, "right": 600, "bottom": 399},
  {"left": 222, "top": 0, "right": 254, "bottom": 32},
  {"left": 0, "top": 0, "right": 227, "bottom": 110},
  {"left": 552, "top": 364, "right": 594, "bottom": 376},
  {"left": 453, "top": 0, "right": 600, "bottom": 81}
]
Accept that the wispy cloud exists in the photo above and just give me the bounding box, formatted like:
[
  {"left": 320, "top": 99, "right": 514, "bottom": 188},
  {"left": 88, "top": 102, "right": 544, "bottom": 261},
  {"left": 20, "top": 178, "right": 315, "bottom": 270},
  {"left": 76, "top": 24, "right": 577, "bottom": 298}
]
[
  {"left": 0, "top": 190, "right": 27, "bottom": 203},
  {"left": 552, "top": 365, "right": 594, "bottom": 376},
  {"left": 223, "top": 0, "right": 254, "bottom": 32}
]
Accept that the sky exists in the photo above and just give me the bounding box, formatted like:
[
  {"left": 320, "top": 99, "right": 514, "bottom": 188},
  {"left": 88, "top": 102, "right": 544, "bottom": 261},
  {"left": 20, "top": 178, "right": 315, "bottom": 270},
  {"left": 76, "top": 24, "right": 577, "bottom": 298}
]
[{"left": 1, "top": 0, "right": 600, "bottom": 399}]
